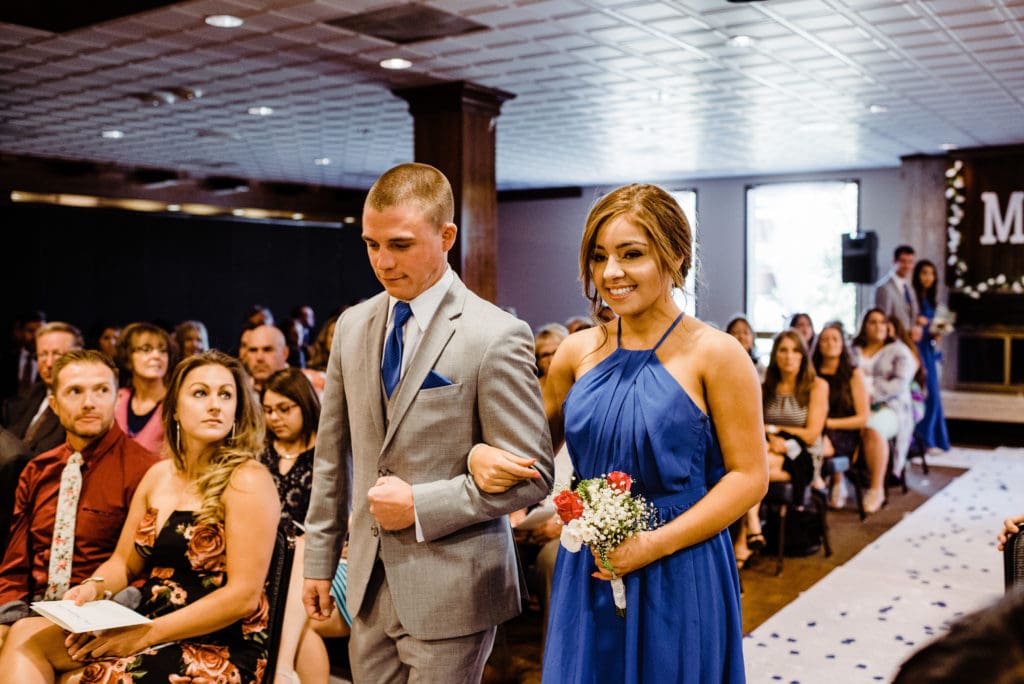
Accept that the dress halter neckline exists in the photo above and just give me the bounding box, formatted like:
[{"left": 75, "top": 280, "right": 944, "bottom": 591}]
[{"left": 616, "top": 312, "right": 685, "bottom": 351}]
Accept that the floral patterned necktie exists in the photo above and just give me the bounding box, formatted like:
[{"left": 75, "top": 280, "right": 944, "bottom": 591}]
[{"left": 44, "top": 451, "right": 83, "bottom": 600}]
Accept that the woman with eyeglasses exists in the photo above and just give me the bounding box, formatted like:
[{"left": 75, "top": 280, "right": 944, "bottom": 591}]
[
  {"left": 260, "top": 369, "right": 347, "bottom": 684},
  {"left": 114, "top": 322, "right": 177, "bottom": 453}
]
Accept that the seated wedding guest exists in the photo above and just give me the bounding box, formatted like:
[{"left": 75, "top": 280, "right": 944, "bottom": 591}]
[
  {"left": 306, "top": 315, "right": 338, "bottom": 373},
  {"left": 726, "top": 315, "right": 766, "bottom": 381},
  {"left": 789, "top": 312, "right": 815, "bottom": 350},
  {"left": 283, "top": 318, "right": 307, "bottom": 369},
  {"left": 261, "top": 369, "right": 346, "bottom": 684},
  {"left": 564, "top": 315, "right": 593, "bottom": 334},
  {"left": 735, "top": 329, "right": 827, "bottom": 567},
  {"left": 94, "top": 325, "right": 121, "bottom": 362},
  {"left": 851, "top": 308, "right": 917, "bottom": 513},
  {"left": 0, "top": 351, "right": 279, "bottom": 682},
  {"left": 174, "top": 320, "right": 209, "bottom": 358},
  {"left": 243, "top": 325, "right": 289, "bottom": 393},
  {"left": 245, "top": 304, "right": 275, "bottom": 328},
  {"left": 1, "top": 310, "right": 45, "bottom": 402},
  {"left": 2, "top": 322, "right": 84, "bottom": 454},
  {"left": 0, "top": 351, "right": 158, "bottom": 649},
  {"left": 114, "top": 323, "right": 175, "bottom": 453},
  {"left": 0, "top": 323, "right": 83, "bottom": 557},
  {"left": 812, "top": 322, "right": 870, "bottom": 509},
  {"left": 534, "top": 323, "right": 569, "bottom": 380}
]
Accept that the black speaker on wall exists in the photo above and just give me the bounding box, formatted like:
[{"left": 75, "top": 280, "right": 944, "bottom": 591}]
[{"left": 841, "top": 231, "right": 878, "bottom": 283}]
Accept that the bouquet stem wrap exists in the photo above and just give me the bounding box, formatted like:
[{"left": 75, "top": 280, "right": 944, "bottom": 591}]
[{"left": 554, "top": 472, "right": 658, "bottom": 619}]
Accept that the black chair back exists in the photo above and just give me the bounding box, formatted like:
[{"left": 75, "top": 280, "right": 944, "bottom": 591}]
[
  {"left": 1005, "top": 524, "right": 1024, "bottom": 592},
  {"left": 262, "top": 525, "right": 296, "bottom": 677}
]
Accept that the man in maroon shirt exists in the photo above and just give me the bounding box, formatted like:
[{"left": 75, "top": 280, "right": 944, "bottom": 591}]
[{"left": 0, "top": 350, "right": 158, "bottom": 647}]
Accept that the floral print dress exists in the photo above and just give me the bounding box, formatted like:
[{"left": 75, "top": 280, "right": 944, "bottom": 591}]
[{"left": 79, "top": 509, "right": 269, "bottom": 683}]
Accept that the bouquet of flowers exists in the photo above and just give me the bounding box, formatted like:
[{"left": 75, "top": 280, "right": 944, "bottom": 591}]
[
  {"left": 552, "top": 471, "right": 659, "bottom": 616},
  {"left": 930, "top": 304, "right": 956, "bottom": 335}
]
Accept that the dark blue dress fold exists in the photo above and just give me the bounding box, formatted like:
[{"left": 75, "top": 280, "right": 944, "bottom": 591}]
[
  {"left": 542, "top": 314, "right": 745, "bottom": 683},
  {"left": 915, "top": 300, "right": 950, "bottom": 450}
]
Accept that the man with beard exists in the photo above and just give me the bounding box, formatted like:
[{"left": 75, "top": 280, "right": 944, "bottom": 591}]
[{"left": 0, "top": 350, "right": 159, "bottom": 649}]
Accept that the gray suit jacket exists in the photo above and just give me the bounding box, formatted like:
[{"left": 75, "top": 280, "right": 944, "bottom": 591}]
[
  {"left": 874, "top": 273, "right": 918, "bottom": 332},
  {"left": 304, "top": 275, "right": 554, "bottom": 640}
]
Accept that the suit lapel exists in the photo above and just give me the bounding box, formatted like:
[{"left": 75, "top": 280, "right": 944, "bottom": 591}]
[
  {"left": 363, "top": 298, "right": 388, "bottom": 446},
  {"left": 380, "top": 279, "right": 466, "bottom": 454}
]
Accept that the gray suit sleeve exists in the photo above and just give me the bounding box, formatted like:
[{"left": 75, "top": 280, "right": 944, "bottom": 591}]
[
  {"left": 412, "top": 319, "right": 555, "bottom": 542},
  {"left": 874, "top": 281, "right": 894, "bottom": 318},
  {"left": 303, "top": 320, "right": 351, "bottom": 579}
]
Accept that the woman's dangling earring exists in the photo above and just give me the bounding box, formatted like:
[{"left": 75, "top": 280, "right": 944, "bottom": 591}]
[
  {"left": 230, "top": 423, "right": 236, "bottom": 442},
  {"left": 175, "top": 421, "right": 181, "bottom": 452}
]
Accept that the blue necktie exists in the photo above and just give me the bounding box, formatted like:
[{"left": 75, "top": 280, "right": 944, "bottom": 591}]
[
  {"left": 382, "top": 302, "right": 413, "bottom": 398},
  {"left": 903, "top": 283, "right": 913, "bottom": 306}
]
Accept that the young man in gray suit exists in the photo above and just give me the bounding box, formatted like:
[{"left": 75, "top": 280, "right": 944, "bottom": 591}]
[
  {"left": 302, "top": 163, "right": 554, "bottom": 682},
  {"left": 874, "top": 244, "right": 922, "bottom": 342}
]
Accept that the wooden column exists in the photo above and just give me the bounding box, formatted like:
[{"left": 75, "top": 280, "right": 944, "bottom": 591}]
[{"left": 394, "top": 82, "right": 514, "bottom": 303}]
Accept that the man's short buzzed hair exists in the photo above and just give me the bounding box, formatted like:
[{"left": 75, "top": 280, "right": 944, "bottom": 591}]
[
  {"left": 894, "top": 244, "right": 915, "bottom": 261},
  {"left": 364, "top": 162, "right": 454, "bottom": 229},
  {"left": 36, "top": 321, "right": 85, "bottom": 349},
  {"left": 51, "top": 349, "right": 118, "bottom": 390}
]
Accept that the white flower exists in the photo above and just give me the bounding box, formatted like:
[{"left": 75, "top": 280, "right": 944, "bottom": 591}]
[
  {"left": 978, "top": 283, "right": 989, "bottom": 292},
  {"left": 560, "top": 523, "right": 584, "bottom": 553},
  {"left": 996, "top": 274, "right": 1007, "bottom": 285},
  {"left": 953, "top": 177, "right": 964, "bottom": 189},
  {"left": 1013, "top": 283, "right": 1023, "bottom": 294},
  {"left": 948, "top": 255, "right": 957, "bottom": 266},
  {"left": 955, "top": 279, "right": 964, "bottom": 288}
]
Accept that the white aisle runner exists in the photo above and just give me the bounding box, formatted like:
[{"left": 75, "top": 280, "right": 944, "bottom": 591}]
[{"left": 743, "top": 447, "right": 1024, "bottom": 684}]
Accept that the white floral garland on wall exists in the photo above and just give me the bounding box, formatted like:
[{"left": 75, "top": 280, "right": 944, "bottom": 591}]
[{"left": 946, "top": 159, "right": 1024, "bottom": 299}]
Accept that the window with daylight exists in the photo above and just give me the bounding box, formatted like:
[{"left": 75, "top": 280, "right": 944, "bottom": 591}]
[
  {"left": 669, "top": 189, "right": 698, "bottom": 318},
  {"left": 746, "top": 181, "right": 859, "bottom": 355}
]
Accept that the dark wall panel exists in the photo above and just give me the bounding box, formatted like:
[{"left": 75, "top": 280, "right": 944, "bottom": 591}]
[{"left": 2, "top": 203, "right": 380, "bottom": 350}]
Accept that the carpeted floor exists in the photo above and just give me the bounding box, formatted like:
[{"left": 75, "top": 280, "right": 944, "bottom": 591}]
[{"left": 743, "top": 447, "right": 1022, "bottom": 683}]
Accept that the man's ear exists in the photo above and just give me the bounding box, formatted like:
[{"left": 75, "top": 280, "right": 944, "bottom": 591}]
[{"left": 441, "top": 222, "right": 458, "bottom": 252}]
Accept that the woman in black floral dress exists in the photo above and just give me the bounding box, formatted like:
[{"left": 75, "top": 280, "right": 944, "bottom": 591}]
[
  {"left": 1, "top": 351, "right": 280, "bottom": 683},
  {"left": 259, "top": 368, "right": 348, "bottom": 684}
]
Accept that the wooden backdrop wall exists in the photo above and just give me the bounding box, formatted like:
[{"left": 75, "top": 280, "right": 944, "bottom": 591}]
[{"left": 1, "top": 202, "right": 381, "bottom": 351}]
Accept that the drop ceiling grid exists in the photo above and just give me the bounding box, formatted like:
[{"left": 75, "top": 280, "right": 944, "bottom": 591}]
[{"left": 0, "top": 0, "right": 1022, "bottom": 187}]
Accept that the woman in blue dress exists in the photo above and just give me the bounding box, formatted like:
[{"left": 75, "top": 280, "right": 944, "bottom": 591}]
[
  {"left": 472, "top": 185, "right": 767, "bottom": 683},
  {"left": 912, "top": 260, "right": 950, "bottom": 451}
]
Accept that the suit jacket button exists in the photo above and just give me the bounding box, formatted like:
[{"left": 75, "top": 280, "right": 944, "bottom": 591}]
[{"left": 371, "top": 524, "right": 379, "bottom": 537}]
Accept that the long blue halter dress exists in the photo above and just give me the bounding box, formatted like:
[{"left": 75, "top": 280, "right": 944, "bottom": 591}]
[{"left": 542, "top": 313, "right": 745, "bottom": 683}]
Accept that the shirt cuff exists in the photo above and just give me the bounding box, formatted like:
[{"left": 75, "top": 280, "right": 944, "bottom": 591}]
[
  {"left": 414, "top": 506, "right": 424, "bottom": 542},
  {"left": 0, "top": 600, "right": 30, "bottom": 625},
  {"left": 466, "top": 443, "right": 483, "bottom": 477}
]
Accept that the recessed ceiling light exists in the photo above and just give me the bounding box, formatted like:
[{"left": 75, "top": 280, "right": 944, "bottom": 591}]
[
  {"left": 292, "top": 213, "right": 304, "bottom": 220},
  {"left": 380, "top": 58, "right": 413, "bottom": 70},
  {"left": 343, "top": 216, "right": 357, "bottom": 224},
  {"left": 726, "top": 35, "right": 756, "bottom": 48},
  {"left": 314, "top": 157, "right": 332, "bottom": 166},
  {"left": 205, "top": 15, "right": 244, "bottom": 28},
  {"left": 247, "top": 106, "right": 274, "bottom": 116},
  {"left": 940, "top": 143, "right": 959, "bottom": 151},
  {"left": 868, "top": 104, "right": 888, "bottom": 114},
  {"left": 166, "top": 204, "right": 181, "bottom": 212},
  {"left": 101, "top": 129, "right": 124, "bottom": 139}
]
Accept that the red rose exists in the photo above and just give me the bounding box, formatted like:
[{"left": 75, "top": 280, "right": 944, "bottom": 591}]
[
  {"left": 553, "top": 490, "right": 584, "bottom": 523},
  {"left": 242, "top": 591, "right": 270, "bottom": 636},
  {"left": 134, "top": 508, "right": 158, "bottom": 548},
  {"left": 181, "top": 643, "right": 233, "bottom": 680},
  {"left": 606, "top": 471, "right": 632, "bottom": 493},
  {"left": 186, "top": 524, "right": 227, "bottom": 573}
]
